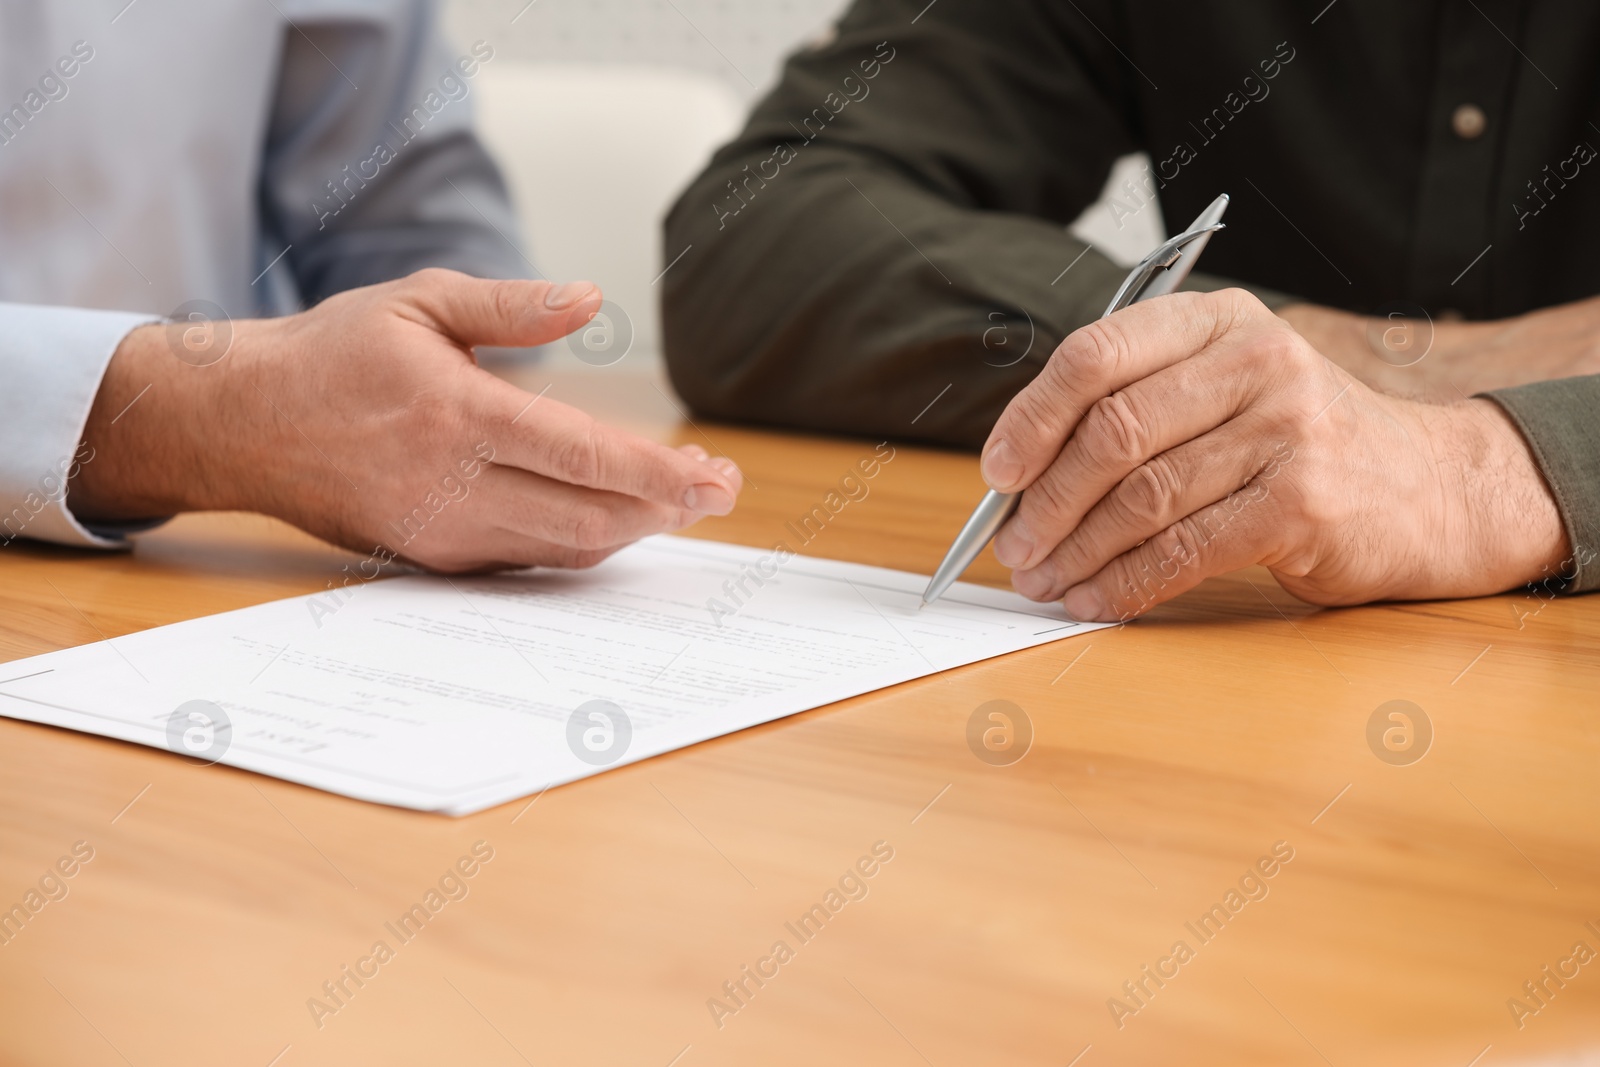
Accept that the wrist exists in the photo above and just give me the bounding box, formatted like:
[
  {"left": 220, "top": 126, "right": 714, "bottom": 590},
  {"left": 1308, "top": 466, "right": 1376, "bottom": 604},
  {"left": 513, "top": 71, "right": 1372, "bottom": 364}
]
[
  {"left": 1416, "top": 398, "right": 1570, "bottom": 596},
  {"left": 70, "top": 318, "right": 262, "bottom": 522}
]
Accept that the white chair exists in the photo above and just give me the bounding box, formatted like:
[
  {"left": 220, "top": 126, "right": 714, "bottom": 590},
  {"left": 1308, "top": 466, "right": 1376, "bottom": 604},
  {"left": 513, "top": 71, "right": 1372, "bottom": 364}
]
[{"left": 473, "top": 63, "right": 747, "bottom": 363}]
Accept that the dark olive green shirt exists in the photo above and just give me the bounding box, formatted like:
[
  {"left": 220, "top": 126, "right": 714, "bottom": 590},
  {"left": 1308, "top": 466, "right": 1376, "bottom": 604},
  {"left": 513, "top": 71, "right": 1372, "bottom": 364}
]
[{"left": 662, "top": 0, "right": 1600, "bottom": 591}]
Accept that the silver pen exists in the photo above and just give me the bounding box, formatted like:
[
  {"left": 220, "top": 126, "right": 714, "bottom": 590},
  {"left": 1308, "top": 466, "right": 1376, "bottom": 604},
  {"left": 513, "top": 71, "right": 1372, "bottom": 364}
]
[{"left": 920, "top": 193, "right": 1231, "bottom": 607}]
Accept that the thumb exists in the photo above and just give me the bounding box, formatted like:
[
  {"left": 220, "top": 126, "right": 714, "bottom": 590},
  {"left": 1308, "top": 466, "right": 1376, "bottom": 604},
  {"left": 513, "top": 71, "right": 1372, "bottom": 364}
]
[{"left": 404, "top": 270, "right": 604, "bottom": 348}]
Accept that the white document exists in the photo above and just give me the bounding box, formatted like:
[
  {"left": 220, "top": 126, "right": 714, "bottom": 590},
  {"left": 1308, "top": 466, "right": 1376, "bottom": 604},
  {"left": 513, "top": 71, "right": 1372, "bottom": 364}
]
[{"left": 0, "top": 537, "right": 1106, "bottom": 814}]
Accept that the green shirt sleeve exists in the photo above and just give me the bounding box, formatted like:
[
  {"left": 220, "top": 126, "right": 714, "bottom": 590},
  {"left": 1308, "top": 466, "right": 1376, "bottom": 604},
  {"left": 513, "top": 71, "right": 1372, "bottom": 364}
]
[
  {"left": 662, "top": 0, "right": 1284, "bottom": 449},
  {"left": 1483, "top": 376, "right": 1600, "bottom": 593}
]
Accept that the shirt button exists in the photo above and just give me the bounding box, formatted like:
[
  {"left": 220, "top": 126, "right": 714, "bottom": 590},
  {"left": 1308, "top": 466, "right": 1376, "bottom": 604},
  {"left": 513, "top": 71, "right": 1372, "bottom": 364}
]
[{"left": 1452, "top": 103, "right": 1487, "bottom": 140}]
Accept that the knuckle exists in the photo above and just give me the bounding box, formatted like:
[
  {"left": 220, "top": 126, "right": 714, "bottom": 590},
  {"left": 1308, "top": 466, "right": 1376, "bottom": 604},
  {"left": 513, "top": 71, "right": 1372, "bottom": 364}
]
[
  {"left": 1154, "top": 515, "right": 1209, "bottom": 572},
  {"left": 1033, "top": 569, "right": 1070, "bottom": 605},
  {"left": 1247, "top": 322, "right": 1302, "bottom": 370},
  {"left": 1116, "top": 456, "right": 1182, "bottom": 527},
  {"left": 1083, "top": 392, "right": 1151, "bottom": 466},
  {"left": 1058, "top": 318, "right": 1127, "bottom": 384},
  {"left": 1100, "top": 555, "right": 1153, "bottom": 618},
  {"left": 1217, "top": 286, "right": 1268, "bottom": 321},
  {"left": 567, "top": 504, "right": 618, "bottom": 549},
  {"left": 1288, "top": 473, "right": 1340, "bottom": 530},
  {"left": 549, "top": 418, "right": 604, "bottom": 485},
  {"left": 1282, "top": 333, "right": 1322, "bottom": 374},
  {"left": 1020, "top": 467, "right": 1072, "bottom": 522},
  {"left": 1275, "top": 377, "right": 1337, "bottom": 433},
  {"left": 1245, "top": 331, "right": 1330, "bottom": 423},
  {"left": 997, "top": 389, "right": 1053, "bottom": 453},
  {"left": 1008, "top": 320, "right": 1131, "bottom": 452},
  {"left": 489, "top": 280, "right": 527, "bottom": 327},
  {"left": 1047, "top": 528, "right": 1094, "bottom": 580}
]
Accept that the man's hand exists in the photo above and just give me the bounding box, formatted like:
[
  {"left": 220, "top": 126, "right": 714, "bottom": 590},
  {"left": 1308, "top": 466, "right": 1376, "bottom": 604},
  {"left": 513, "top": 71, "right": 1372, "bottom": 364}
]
[
  {"left": 983, "top": 289, "right": 1570, "bottom": 621},
  {"left": 70, "top": 270, "right": 744, "bottom": 572},
  {"left": 1280, "top": 296, "right": 1600, "bottom": 399}
]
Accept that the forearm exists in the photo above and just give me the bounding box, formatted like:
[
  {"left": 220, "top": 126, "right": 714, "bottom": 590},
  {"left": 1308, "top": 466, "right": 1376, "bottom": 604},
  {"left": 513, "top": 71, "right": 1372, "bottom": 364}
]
[
  {"left": 665, "top": 0, "right": 1136, "bottom": 448},
  {"left": 1275, "top": 302, "right": 1456, "bottom": 396},
  {"left": 668, "top": 155, "right": 1303, "bottom": 448},
  {"left": 666, "top": 152, "right": 1127, "bottom": 448},
  {"left": 1277, "top": 298, "right": 1600, "bottom": 399},
  {"left": 664, "top": 0, "right": 1319, "bottom": 448}
]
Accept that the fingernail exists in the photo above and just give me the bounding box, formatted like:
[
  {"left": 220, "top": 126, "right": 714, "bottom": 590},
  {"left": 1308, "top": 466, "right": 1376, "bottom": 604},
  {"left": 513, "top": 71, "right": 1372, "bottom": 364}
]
[
  {"left": 545, "top": 281, "right": 598, "bottom": 310},
  {"left": 1011, "top": 565, "right": 1053, "bottom": 600},
  {"left": 1061, "top": 583, "right": 1108, "bottom": 622},
  {"left": 681, "top": 444, "right": 709, "bottom": 461},
  {"left": 684, "top": 483, "right": 736, "bottom": 516},
  {"left": 981, "top": 438, "right": 1023, "bottom": 490},
  {"left": 992, "top": 516, "right": 1035, "bottom": 569},
  {"left": 710, "top": 457, "right": 739, "bottom": 478}
]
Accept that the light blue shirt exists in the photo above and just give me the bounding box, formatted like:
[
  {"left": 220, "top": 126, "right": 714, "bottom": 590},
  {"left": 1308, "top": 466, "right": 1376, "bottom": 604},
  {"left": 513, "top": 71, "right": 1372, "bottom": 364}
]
[{"left": 0, "top": 0, "right": 524, "bottom": 547}]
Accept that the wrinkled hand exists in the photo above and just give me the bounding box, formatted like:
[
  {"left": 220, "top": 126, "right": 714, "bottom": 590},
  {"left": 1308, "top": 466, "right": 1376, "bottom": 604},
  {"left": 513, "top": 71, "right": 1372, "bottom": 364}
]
[
  {"left": 982, "top": 289, "right": 1568, "bottom": 621},
  {"left": 73, "top": 269, "right": 743, "bottom": 571}
]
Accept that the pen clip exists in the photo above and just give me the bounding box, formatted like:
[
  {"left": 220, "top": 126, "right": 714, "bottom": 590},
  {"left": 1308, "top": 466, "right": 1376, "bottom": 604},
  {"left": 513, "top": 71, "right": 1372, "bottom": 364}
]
[{"left": 1102, "top": 220, "right": 1226, "bottom": 318}]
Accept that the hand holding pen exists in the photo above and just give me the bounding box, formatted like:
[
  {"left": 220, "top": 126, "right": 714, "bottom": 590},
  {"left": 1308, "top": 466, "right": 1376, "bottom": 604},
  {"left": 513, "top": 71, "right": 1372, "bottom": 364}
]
[
  {"left": 925, "top": 191, "right": 1563, "bottom": 620},
  {"left": 923, "top": 194, "right": 1231, "bottom": 606}
]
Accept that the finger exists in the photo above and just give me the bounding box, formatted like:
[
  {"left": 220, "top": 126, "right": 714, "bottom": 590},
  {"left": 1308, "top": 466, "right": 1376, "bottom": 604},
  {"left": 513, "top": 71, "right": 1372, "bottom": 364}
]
[
  {"left": 477, "top": 464, "right": 704, "bottom": 552},
  {"left": 994, "top": 334, "right": 1266, "bottom": 570},
  {"left": 472, "top": 385, "right": 742, "bottom": 514},
  {"left": 709, "top": 456, "right": 743, "bottom": 492},
  {"left": 1055, "top": 482, "right": 1284, "bottom": 622},
  {"left": 677, "top": 443, "right": 748, "bottom": 493},
  {"left": 1012, "top": 421, "right": 1290, "bottom": 602},
  {"left": 401, "top": 269, "right": 605, "bottom": 348},
  {"left": 981, "top": 288, "right": 1258, "bottom": 493}
]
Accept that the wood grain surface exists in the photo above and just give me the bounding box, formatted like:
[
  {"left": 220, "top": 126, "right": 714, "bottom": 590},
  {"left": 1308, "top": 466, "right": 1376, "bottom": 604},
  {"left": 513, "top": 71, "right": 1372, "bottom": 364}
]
[{"left": 1, "top": 358, "right": 1597, "bottom": 1067}]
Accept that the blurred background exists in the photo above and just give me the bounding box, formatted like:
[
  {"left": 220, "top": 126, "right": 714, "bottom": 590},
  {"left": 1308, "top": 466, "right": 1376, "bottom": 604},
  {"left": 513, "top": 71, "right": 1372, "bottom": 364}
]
[{"left": 443, "top": 0, "right": 1160, "bottom": 366}]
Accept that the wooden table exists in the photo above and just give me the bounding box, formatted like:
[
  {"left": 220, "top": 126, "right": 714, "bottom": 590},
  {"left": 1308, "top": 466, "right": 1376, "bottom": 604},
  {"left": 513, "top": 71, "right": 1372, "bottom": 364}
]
[{"left": 2, "top": 358, "right": 1598, "bottom": 1067}]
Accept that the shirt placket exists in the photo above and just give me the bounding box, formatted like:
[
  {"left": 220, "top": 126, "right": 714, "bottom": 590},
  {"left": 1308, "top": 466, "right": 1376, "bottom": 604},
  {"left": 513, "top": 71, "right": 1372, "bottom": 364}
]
[{"left": 1405, "top": 0, "right": 1523, "bottom": 317}]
